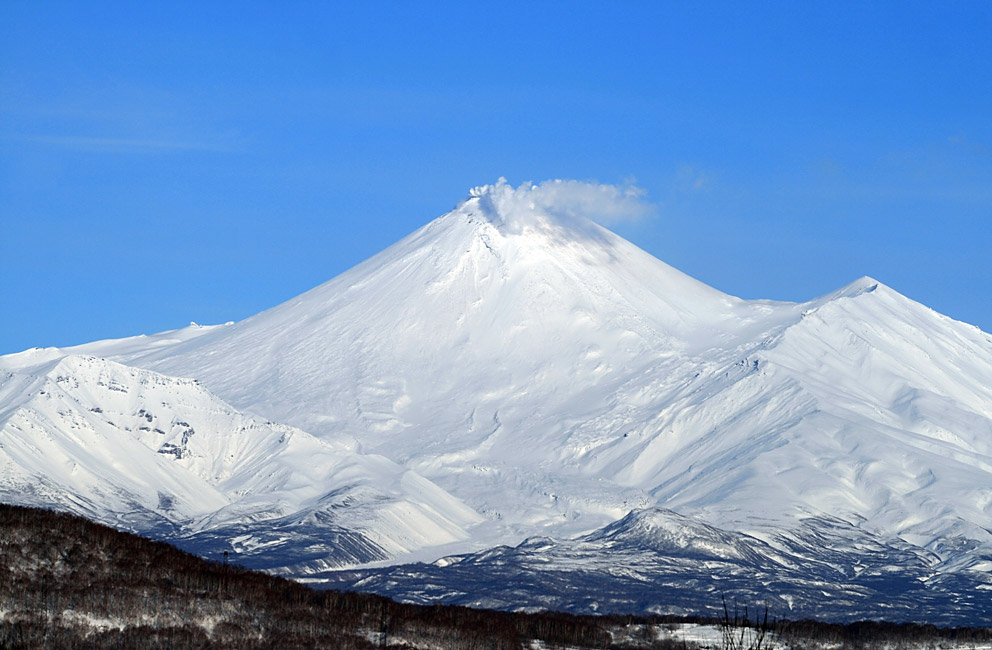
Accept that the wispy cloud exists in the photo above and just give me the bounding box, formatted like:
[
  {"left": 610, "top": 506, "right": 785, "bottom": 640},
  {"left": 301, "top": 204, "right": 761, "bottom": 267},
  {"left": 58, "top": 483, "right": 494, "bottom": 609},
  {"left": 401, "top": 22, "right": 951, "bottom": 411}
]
[
  {"left": 674, "top": 164, "right": 712, "bottom": 192},
  {"left": 3, "top": 133, "right": 235, "bottom": 153},
  {"left": 816, "top": 158, "right": 844, "bottom": 178},
  {"left": 948, "top": 135, "right": 990, "bottom": 156}
]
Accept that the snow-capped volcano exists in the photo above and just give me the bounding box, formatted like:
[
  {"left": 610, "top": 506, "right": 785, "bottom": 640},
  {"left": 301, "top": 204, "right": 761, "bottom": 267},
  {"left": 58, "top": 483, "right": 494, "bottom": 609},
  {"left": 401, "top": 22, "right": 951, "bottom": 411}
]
[
  {"left": 2, "top": 179, "right": 991, "bottom": 622},
  {"left": 117, "top": 180, "right": 812, "bottom": 537},
  {"left": 126, "top": 180, "right": 992, "bottom": 550}
]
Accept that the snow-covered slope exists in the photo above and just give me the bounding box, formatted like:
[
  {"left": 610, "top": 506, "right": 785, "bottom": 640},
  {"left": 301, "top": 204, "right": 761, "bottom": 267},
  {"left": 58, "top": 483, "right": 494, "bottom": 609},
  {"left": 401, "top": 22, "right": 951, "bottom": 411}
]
[
  {"left": 0, "top": 355, "right": 482, "bottom": 570},
  {"left": 2, "top": 179, "right": 991, "bottom": 622},
  {"left": 117, "top": 180, "right": 992, "bottom": 553}
]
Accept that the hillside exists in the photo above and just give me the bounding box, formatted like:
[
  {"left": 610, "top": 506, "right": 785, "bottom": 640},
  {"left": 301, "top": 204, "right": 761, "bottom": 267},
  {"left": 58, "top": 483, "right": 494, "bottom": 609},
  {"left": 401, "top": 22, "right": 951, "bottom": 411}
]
[
  {"left": 0, "top": 504, "right": 608, "bottom": 649},
  {"left": 3, "top": 504, "right": 991, "bottom": 650}
]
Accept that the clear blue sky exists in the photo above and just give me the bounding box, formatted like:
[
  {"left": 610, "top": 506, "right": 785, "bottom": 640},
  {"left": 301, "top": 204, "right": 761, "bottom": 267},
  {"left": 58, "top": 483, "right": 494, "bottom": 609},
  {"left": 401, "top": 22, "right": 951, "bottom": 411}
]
[{"left": 2, "top": 1, "right": 990, "bottom": 354}]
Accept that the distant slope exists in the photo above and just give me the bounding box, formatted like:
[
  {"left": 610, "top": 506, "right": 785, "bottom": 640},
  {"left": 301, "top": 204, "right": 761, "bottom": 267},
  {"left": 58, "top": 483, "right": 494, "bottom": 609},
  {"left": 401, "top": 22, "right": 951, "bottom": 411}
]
[{"left": 325, "top": 508, "right": 992, "bottom": 626}]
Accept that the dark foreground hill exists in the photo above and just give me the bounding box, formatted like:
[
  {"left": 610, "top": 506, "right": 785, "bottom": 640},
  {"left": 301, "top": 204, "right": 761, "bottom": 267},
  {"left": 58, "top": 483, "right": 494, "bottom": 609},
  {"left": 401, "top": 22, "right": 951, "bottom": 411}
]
[
  {"left": 2, "top": 503, "right": 991, "bottom": 650},
  {"left": 0, "top": 504, "right": 610, "bottom": 649}
]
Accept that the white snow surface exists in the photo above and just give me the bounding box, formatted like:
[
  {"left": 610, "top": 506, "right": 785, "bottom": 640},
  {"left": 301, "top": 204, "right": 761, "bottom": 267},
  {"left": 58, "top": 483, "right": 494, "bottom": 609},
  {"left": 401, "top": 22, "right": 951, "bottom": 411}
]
[
  {"left": 0, "top": 355, "right": 481, "bottom": 563},
  {"left": 3, "top": 178, "right": 992, "bottom": 577}
]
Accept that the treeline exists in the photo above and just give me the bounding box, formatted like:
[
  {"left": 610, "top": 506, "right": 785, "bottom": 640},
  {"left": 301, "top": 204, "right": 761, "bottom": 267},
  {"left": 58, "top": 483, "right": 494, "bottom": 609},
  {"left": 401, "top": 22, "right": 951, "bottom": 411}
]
[
  {"left": 595, "top": 611, "right": 992, "bottom": 650},
  {"left": 2, "top": 503, "right": 991, "bottom": 650},
  {"left": 771, "top": 618, "right": 992, "bottom": 649}
]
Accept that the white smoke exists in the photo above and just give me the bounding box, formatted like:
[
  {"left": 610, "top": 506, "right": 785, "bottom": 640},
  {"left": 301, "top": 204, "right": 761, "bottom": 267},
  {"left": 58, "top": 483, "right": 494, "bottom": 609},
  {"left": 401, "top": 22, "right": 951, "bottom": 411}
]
[{"left": 469, "top": 178, "right": 655, "bottom": 232}]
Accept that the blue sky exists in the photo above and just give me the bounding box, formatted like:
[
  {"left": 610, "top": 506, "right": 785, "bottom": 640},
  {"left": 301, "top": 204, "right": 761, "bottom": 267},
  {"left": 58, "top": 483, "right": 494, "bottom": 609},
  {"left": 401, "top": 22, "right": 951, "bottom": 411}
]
[{"left": 2, "top": 1, "right": 990, "bottom": 354}]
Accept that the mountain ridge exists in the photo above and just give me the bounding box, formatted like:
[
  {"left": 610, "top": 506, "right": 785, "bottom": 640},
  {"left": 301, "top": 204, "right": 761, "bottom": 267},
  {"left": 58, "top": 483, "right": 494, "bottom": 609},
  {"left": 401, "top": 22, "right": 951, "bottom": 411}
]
[{"left": 2, "top": 179, "right": 991, "bottom": 623}]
